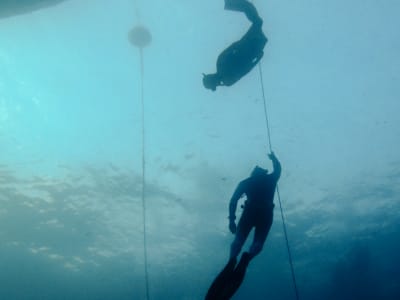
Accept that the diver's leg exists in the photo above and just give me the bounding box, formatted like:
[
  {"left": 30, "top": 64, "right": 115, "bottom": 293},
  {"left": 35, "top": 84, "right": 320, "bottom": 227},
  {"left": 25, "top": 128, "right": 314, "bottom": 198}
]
[
  {"left": 224, "top": 0, "right": 262, "bottom": 25},
  {"left": 230, "top": 213, "right": 253, "bottom": 259},
  {"left": 205, "top": 213, "right": 252, "bottom": 299},
  {"left": 218, "top": 217, "right": 273, "bottom": 300},
  {"left": 248, "top": 212, "right": 273, "bottom": 259}
]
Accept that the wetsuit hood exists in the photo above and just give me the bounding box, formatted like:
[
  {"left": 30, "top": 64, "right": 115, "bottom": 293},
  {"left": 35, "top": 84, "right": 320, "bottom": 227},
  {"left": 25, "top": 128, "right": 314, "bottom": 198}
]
[
  {"left": 202, "top": 73, "right": 219, "bottom": 91},
  {"left": 251, "top": 166, "right": 268, "bottom": 177}
]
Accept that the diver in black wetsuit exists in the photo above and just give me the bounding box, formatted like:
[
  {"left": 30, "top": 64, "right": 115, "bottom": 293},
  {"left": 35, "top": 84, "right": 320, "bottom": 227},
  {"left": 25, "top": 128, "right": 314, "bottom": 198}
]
[
  {"left": 203, "top": 0, "right": 268, "bottom": 91},
  {"left": 229, "top": 152, "right": 281, "bottom": 260},
  {"left": 206, "top": 152, "right": 281, "bottom": 300}
]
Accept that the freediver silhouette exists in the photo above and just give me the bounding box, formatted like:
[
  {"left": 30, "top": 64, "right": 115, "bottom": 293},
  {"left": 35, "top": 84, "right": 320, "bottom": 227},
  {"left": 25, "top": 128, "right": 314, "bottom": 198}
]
[
  {"left": 203, "top": 0, "right": 268, "bottom": 91},
  {"left": 206, "top": 152, "right": 281, "bottom": 300}
]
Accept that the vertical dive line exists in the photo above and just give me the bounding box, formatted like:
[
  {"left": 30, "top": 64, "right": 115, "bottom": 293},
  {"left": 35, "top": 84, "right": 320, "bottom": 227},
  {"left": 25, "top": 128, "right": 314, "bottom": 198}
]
[
  {"left": 140, "top": 48, "right": 150, "bottom": 300},
  {"left": 276, "top": 186, "right": 300, "bottom": 300},
  {"left": 257, "top": 63, "right": 300, "bottom": 300},
  {"left": 133, "top": 0, "right": 140, "bottom": 20},
  {"left": 257, "top": 64, "right": 273, "bottom": 152}
]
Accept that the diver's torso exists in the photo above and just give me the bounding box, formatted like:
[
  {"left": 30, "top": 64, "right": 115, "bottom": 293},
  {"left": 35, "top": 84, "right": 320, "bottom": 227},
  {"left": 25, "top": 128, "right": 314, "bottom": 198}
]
[
  {"left": 216, "top": 28, "right": 267, "bottom": 86},
  {"left": 243, "top": 176, "right": 276, "bottom": 214}
]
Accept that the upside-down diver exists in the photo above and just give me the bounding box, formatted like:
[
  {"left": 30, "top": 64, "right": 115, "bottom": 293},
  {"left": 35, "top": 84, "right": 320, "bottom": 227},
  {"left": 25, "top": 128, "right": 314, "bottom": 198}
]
[{"left": 203, "top": 0, "right": 268, "bottom": 91}]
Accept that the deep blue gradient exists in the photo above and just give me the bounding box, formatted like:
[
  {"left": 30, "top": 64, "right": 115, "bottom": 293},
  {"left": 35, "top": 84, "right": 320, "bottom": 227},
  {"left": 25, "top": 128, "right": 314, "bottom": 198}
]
[{"left": 1, "top": 1, "right": 399, "bottom": 299}]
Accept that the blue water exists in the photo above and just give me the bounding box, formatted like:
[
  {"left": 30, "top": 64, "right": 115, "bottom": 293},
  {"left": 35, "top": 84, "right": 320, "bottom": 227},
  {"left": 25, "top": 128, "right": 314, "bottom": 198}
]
[{"left": 0, "top": 1, "right": 399, "bottom": 299}]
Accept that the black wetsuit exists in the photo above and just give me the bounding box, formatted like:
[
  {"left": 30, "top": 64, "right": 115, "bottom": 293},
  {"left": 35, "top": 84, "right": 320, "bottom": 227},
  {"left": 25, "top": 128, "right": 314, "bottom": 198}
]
[
  {"left": 205, "top": 156, "right": 281, "bottom": 300},
  {"left": 211, "top": 0, "right": 268, "bottom": 87},
  {"left": 216, "top": 21, "right": 267, "bottom": 86},
  {"left": 229, "top": 156, "right": 281, "bottom": 259}
]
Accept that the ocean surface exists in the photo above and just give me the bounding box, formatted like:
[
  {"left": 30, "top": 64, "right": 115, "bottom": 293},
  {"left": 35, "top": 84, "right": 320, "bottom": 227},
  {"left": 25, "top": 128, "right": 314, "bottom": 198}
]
[{"left": 1, "top": 1, "right": 399, "bottom": 299}]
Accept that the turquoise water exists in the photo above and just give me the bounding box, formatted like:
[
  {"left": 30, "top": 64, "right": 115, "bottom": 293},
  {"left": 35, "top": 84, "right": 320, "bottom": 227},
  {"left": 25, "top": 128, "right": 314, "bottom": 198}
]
[{"left": 0, "top": 1, "right": 399, "bottom": 299}]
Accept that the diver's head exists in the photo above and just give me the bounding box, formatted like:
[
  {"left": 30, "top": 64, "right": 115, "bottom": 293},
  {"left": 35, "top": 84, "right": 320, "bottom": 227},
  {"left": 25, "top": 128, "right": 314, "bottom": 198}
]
[
  {"left": 251, "top": 166, "right": 268, "bottom": 177},
  {"left": 202, "top": 73, "right": 219, "bottom": 91}
]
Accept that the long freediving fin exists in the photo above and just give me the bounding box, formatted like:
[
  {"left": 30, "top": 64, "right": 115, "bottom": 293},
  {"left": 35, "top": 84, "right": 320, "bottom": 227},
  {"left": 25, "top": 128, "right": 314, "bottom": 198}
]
[
  {"left": 219, "top": 252, "right": 252, "bottom": 300},
  {"left": 205, "top": 257, "right": 237, "bottom": 300},
  {"left": 205, "top": 252, "right": 252, "bottom": 300}
]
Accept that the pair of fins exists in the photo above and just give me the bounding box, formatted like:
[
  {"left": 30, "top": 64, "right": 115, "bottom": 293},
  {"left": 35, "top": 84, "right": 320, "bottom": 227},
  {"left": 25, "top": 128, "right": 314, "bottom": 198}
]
[{"left": 205, "top": 252, "right": 251, "bottom": 300}]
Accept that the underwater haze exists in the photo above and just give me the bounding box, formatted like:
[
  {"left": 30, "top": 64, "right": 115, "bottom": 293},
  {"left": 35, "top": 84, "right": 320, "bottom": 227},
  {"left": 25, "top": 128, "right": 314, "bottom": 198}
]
[{"left": 1, "top": 0, "right": 400, "bottom": 299}]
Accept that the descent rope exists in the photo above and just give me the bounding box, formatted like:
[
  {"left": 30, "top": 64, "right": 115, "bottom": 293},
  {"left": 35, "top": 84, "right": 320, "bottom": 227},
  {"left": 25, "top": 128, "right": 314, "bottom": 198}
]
[
  {"left": 139, "top": 47, "right": 150, "bottom": 300},
  {"left": 257, "top": 63, "right": 300, "bottom": 300}
]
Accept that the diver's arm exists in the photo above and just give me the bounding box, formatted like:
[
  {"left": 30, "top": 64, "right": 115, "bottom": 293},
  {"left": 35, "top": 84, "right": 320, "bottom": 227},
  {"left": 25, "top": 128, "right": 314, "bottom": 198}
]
[
  {"left": 229, "top": 181, "right": 245, "bottom": 221},
  {"left": 269, "top": 152, "right": 281, "bottom": 181}
]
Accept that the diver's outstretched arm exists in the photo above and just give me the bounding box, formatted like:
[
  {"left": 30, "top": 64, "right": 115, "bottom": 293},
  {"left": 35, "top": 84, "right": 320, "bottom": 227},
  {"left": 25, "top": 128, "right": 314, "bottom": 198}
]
[{"left": 268, "top": 152, "right": 281, "bottom": 181}]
